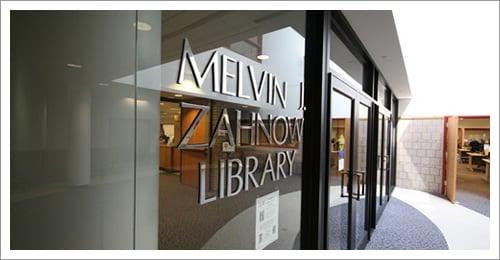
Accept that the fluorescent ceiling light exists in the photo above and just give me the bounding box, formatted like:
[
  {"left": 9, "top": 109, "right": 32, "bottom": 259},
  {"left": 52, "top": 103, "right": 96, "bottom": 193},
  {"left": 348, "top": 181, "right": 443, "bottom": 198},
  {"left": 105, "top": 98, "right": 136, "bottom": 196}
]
[
  {"left": 257, "top": 54, "right": 269, "bottom": 60},
  {"left": 134, "top": 21, "right": 152, "bottom": 32},
  {"left": 66, "top": 63, "right": 82, "bottom": 69}
]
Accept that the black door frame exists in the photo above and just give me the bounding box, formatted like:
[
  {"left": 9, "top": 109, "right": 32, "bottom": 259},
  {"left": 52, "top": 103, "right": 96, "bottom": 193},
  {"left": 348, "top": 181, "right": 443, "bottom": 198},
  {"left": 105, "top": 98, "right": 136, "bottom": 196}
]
[{"left": 300, "top": 10, "right": 398, "bottom": 250}]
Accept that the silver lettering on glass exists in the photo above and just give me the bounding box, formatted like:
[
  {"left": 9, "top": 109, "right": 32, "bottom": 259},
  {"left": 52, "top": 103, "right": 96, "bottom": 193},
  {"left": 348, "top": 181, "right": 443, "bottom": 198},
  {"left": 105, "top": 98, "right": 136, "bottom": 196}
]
[
  {"left": 298, "top": 82, "right": 305, "bottom": 110},
  {"left": 276, "top": 152, "right": 287, "bottom": 180},
  {"left": 198, "top": 162, "right": 216, "bottom": 205},
  {"left": 272, "top": 116, "right": 289, "bottom": 145},
  {"left": 260, "top": 153, "right": 277, "bottom": 185},
  {"left": 227, "top": 158, "right": 244, "bottom": 197},
  {"left": 288, "top": 117, "right": 304, "bottom": 143},
  {"left": 236, "top": 110, "right": 256, "bottom": 146},
  {"left": 247, "top": 66, "right": 268, "bottom": 101},
  {"left": 218, "top": 159, "right": 226, "bottom": 199},
  {"left": 237, "top": 61, "right": 250, "bottom": 99},
  {"left": 266, "top": 72, "right": 273, "bottom": 104},
  {"left": 286, "top": 150, "right": 297, "bottom": 176},
  {"left": 221, "top": 54, "right": 237, "bottom": 96},
  {"left": 256, "top": 113, "right": 273, "bottom": 145},
  {"left": 177, "top": 102, "right": 210, "bottom": 149},
  {"left": 273, "top": 77, "right": 287, "bottom": 108},
  {"left": 209, "top": 108, "right": 235, "bottom": 148},
  {"left": 177, "top": 38, "right": 219, "bottom": 91},
  {"left": 244, "top": 156, "right": 259, "bottom": 191}
]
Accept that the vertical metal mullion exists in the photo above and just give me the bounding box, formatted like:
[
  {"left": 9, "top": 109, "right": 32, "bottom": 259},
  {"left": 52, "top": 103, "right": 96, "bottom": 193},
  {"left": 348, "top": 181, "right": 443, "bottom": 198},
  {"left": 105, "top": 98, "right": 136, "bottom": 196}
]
[{"left": 300, "top": 10, "right": 331, "bottom": 250}]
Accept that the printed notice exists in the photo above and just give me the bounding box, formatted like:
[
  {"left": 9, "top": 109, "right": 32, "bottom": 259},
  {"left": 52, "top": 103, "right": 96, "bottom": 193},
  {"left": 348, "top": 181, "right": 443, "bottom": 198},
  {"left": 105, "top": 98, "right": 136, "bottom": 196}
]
[{"left": 255, "top": 190, "right": 279, "bottom": 250}]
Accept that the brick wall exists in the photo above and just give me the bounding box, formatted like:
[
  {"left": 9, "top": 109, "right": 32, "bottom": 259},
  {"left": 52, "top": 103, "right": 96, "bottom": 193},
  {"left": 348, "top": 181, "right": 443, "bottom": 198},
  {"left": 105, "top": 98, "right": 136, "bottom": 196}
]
[{"left": 396, "top": 118, "right": 444, "bottom": 194}]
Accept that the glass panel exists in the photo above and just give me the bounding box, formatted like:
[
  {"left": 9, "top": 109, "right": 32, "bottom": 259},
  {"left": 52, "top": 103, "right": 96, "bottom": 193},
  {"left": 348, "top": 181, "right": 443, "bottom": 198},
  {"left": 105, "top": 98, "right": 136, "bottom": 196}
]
[
  {"left": 381, "top": 116, "right": 389, "bottom": 202},
  {"left": 384, "top": 117, "right": 391, "bottom": 198},
  {"left": 377, "top": 78, "right": 386, "bottom": 106},
  {"left": 354, "top": 104, "right": 369, "bottom": 247},
  {"left": 328, "top": 90, "right": 352, "bottom": 249},
  {"left": 329, "top": 31, "right": 363, "bottom": 89},
  {"left": 11, "top": 11, "right": 137, "bottom": 249},
  {"left": 376, "top": 113, "right": 384, "bottom": 209},
  {"left": 155, "top": 11, "right": 305, "bottom": 249}
]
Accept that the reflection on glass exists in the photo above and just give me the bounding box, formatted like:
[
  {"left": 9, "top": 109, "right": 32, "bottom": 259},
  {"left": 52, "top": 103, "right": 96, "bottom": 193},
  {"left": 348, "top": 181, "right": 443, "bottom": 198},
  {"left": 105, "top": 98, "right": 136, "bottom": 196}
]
[
  {"left": 378, "top": 78, "right": 386, "bottom": 107},
  {"left": 328, "top": 91, "right": 352, "bottom": 249},
  {"left": 11, "top": 11, "right": 138, "bottom": 249},
  {"left": 354, "top": 104, "right": 369, "bottom": 247},
  {"left": 329, "top": 31, "right": 363, "bottom": 89}
]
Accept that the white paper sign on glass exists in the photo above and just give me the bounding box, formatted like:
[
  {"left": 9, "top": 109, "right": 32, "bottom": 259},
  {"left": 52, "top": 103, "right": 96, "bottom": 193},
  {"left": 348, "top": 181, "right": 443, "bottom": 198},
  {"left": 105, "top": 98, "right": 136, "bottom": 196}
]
[{"left": 255, "top": 190, "right": 279, "bottom": 250}]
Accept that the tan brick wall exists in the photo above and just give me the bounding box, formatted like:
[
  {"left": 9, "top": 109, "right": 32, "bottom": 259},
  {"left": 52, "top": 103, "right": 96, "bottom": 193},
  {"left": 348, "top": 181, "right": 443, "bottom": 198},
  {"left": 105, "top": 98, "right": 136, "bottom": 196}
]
[{"left": 396, "top": 118, "right": 444, "bottom": 194}]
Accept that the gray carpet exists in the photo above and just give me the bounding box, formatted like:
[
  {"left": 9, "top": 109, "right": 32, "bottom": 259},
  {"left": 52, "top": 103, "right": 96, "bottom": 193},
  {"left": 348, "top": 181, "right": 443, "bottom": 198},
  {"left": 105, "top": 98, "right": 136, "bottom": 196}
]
[
  {"left": 456, "top": 163, "right": 490, "bottom": 217},
  {"left": 365, "top": 197, "right": 448, "bottom": 250},
  {"left": 328, "top": 199, "right": 367, "bottom": 249}
]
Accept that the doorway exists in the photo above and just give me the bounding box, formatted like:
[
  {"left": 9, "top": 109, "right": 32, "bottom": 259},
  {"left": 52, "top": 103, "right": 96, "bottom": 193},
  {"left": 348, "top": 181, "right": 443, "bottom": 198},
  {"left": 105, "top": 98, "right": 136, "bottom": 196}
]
[
  {"left": 444, "top": 116, "right": 490, "bottom": 216},
  {"left": 327, "top": 73, "right": 372, "bottom": 250}
]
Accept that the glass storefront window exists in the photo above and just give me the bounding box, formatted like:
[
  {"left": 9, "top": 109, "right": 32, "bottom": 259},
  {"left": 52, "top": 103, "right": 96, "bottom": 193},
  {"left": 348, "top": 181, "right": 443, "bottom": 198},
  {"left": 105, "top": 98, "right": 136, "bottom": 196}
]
[
  {"left": 144, "top": 11, "right": 306, "bottom": 249},
  {"left": 11, "top": 11, "right": 139, "bottom": 249}
]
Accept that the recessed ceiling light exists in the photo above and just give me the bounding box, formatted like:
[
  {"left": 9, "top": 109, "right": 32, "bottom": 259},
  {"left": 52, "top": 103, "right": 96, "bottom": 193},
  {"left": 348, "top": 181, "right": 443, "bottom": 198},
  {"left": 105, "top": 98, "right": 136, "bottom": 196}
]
[
  {"left": 66, "top": 63, "right": 82, "bottom": 69},
  {"left": 174, "top": 94, "right": 183, "bottom": 97},
  {"left": 134, "top": 21, "right": 152, "bottom": 32},
  {"left": 257, "top": 54, "right": 269, "bottom": 60}
]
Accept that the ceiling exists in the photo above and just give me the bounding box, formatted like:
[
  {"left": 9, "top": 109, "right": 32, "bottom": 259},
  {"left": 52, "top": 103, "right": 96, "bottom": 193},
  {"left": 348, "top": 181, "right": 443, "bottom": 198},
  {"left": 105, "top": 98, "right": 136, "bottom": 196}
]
[{"left": 342, "top": 10, "right": 411, "bottom": 99}]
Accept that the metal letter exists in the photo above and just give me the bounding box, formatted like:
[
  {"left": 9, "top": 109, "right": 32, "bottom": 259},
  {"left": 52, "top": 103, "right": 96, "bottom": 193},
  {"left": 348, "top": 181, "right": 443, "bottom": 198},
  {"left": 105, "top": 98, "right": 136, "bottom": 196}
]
[
  {"left": 177, "top": 38, "right": 219, "bottom": 91},
  {"left": 219, "top": 159, "right": 226, "bottom": 199},
  {"left": 247, "top": 65, "right": 268, "bottom": 101},
  {"left": 266, "top": 73, "right": 273, "bottom": 104},
  {"left": 236, "top": 110, "right": 256, "bottom": 146},
  {"left": 288, "top": 117, "right": 304, "bottom": 143},
  {"left": 256, "top": 113, "right": 273, "bottom": 145},
  {"left": 276, "top": 152, "right": 287, "bottom": 180},
  {"left": 177, "top": 102, "right": 210, "bottom": 149},
  {"left": 221, "top": 54, "right": 237, "bottom": 96},
  {"left": 298, "top": 82, "right": 305, "bottom": 110},
  {"left": 260, "top": 153, "right": 276, "bottom": 185},
  {"left": 273, "top": 77, "right": 287, "bottom": 109},
  {"left": 198, "top": 162, "right": 216, "bottom": 205},
  {"left": 209, "top": 108, "right": 236, "bottom": 148},
  {"left": 285, "top": 150, "right": 297, "bottom": 176},
  {"left": 244, "top": 156, "right": 259, "bottom": 191},
  {"left": 227, "top": 158, "right": 243, "bottom": 197},
  {"left": 272, "top": 116, "right": 289, "bottom": 145},
  {"left": 237, "top": 61, "right": 250, "bottom": 99}
]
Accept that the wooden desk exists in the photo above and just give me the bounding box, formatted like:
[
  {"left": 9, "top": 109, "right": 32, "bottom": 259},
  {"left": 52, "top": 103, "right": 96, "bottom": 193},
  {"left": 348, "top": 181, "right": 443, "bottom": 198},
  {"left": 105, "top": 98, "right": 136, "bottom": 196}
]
[
  {"left": 482, "top": 159, "right": 490, "bottom": 182},
  {"left": 458, "top": 148, "right": 471, "bottom": 163},
  {"left": 467, "top": 152, "right": 488, "bottom": 171}
]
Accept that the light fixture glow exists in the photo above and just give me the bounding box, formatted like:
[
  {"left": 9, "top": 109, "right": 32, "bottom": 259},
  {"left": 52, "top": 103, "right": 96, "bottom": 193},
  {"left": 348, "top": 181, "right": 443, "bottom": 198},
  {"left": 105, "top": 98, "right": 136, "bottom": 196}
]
[
  {"left": 174, "top": 94, "right": 183, "bottom": 97},
  {"left": 98, "top": 83, "right": 109, "bottom": 87},
  {"left": 257, "top": 54, "right": 269, "bottom": 60},
  {"left": 242, "top": 105, "right": 248, "bottom": 108},
  {"left": 160, "top": 102, "right": 164, "bottom": 106},
  {"left": 66, "top": 63, "right": 82, "bottom": 69},
  {"left": 134, "top": 21, "right": 152, "bottom": 32}
]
